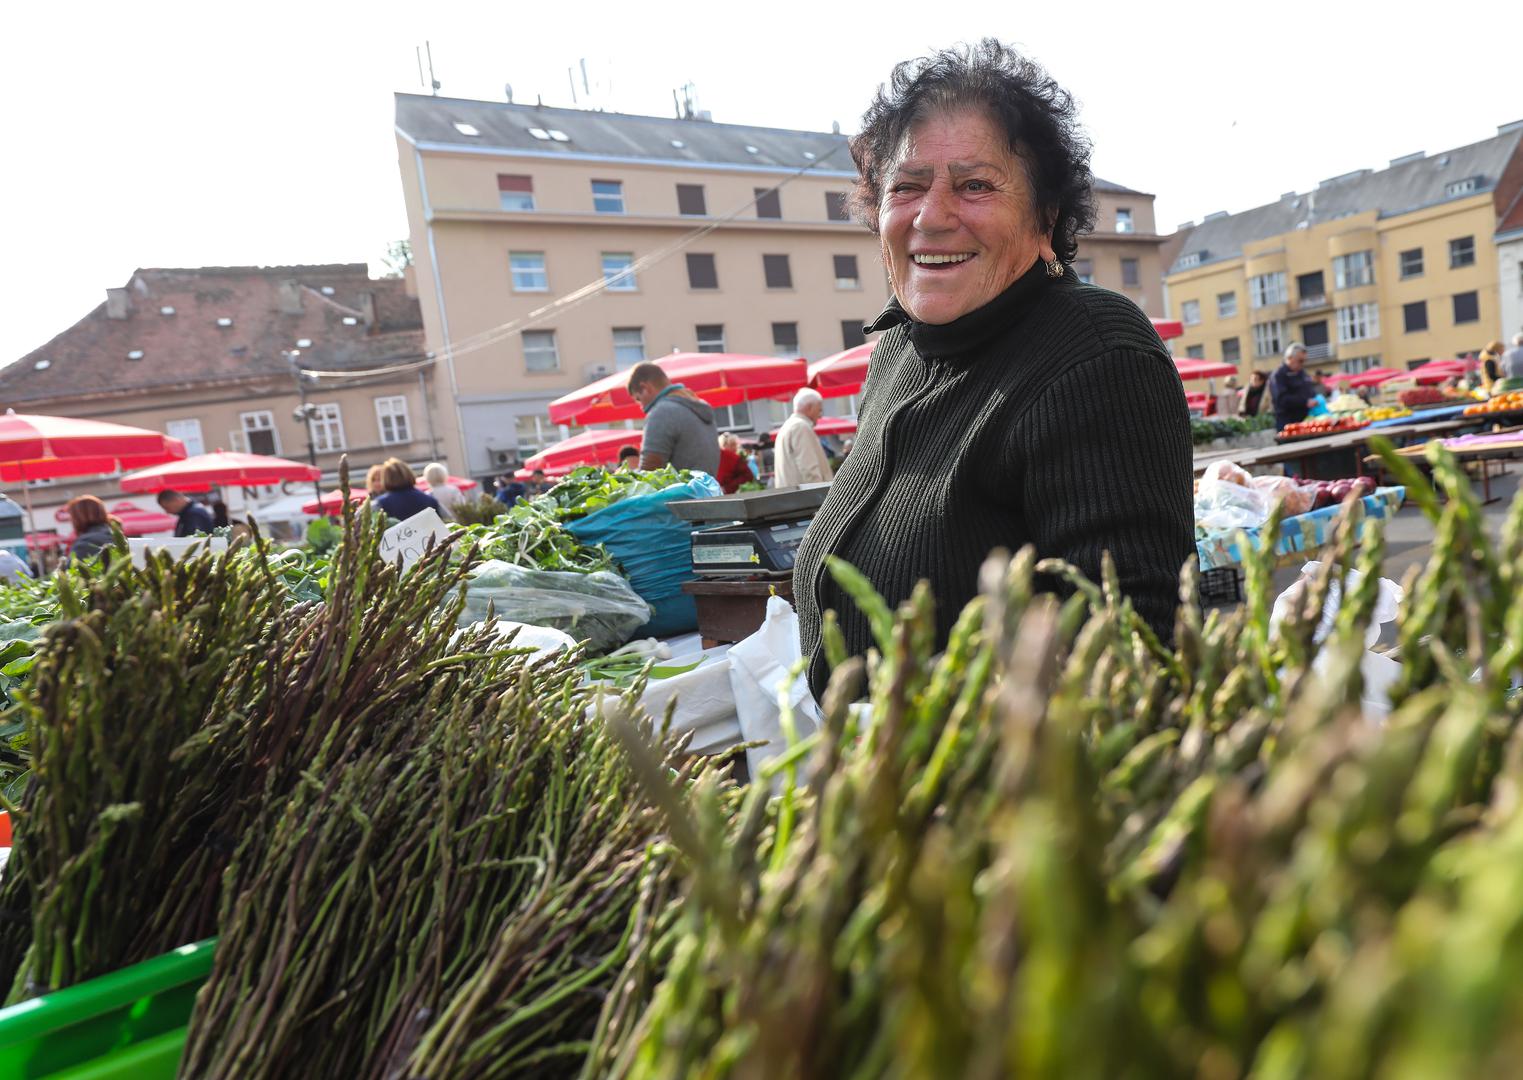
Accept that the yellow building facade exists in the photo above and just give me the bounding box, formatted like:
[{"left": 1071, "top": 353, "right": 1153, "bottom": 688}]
[{"left": 1166, "top": 126, "right": 1523, "bottom": 381}]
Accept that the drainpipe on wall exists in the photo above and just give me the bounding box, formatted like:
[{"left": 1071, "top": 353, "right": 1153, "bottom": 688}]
[
  {"left": 418, "top": 369, "right": 440, "bottom": 461},
  {"left": 415, "top": 147, "right": 471, "bottom": 473}
]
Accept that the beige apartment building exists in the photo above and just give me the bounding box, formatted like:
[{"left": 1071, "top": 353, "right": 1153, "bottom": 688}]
[
  {"left": 1165, "top": 122, "right": 1523, "bottom": 380},
  {"left": 0, "top": 264, "right": 440, "bottom": 529},
  {"left": 394, "top": 94, "right": 1165, "bottom": 476}
]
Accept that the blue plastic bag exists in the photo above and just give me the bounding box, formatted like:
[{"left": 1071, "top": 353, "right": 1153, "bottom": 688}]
[{"left": 566, "top": 472, "right": 722, "bottom": 637}]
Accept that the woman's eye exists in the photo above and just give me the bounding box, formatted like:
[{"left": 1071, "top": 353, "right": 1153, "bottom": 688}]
[{"left": 963, "top": 180, "right": 991, "bottom": 192}]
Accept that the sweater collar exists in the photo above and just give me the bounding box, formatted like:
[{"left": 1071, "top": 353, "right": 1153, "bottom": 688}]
[{"left": 865, "top": 258, "right": 1069, "bottom": 359}]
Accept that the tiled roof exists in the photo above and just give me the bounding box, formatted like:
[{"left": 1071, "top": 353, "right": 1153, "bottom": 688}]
[
  {"left": 1170, "top": 128, "right": 1523, "bottom": 272},
  {"left": 395, "top": 93, "right": 1141, "bottom": 193},
  {"left": 0, "top": 265, "right": 426, "bottom": 405}
]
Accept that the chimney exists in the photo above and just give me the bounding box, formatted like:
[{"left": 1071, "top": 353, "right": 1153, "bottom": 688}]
[
  {"left": 105, "top": 288, "right": 131, "bottom": 320},
  {"left": 359, "top": 291, "right": 377, "bottom": 327},
  {"left": 276, "top": 279, "right": 304, "bottom": 315}
]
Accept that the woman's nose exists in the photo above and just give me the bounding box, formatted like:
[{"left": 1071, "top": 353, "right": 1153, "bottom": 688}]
[{"left": 914, "top": 180, "right": 957, "bottom": 232}]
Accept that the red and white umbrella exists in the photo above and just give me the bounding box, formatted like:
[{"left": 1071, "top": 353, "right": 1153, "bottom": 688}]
[
  {"left": 107, "top": 502, "right": 180, "bottom": 536},
  {"left": 1334, "top": 367, "right": 1405, "bottom": 389},
  {"left": 1175, "top": 358, "right": 1238, "bottom": 381},
  {"left": 120, "top": 451, "right": 320, "bottom": 494},
  {"left": 1152, "top": 318, "right": 1185, "bottom": 341},
  {"left": 548, "top": 354, "right": 807, "bottom": 426},
  {"left": 0, "top": 412, "right": 186, "bottom": 483},
  {"left": 807, "top": 344, "right": 874, "bottom": 399},
  {"left": 1406, "top": 359, "right": 1469, "bottom": 385},
  {"left": 523, "top": 429, "right": 643, "bottom": 475},
  {"left": 770, "top": 415, "right": 858, "bottom": 438}
]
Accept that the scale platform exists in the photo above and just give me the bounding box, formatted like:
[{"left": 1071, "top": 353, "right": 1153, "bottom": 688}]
[{"left": 670, "top": 483, "right": 831, "bottom": 577}]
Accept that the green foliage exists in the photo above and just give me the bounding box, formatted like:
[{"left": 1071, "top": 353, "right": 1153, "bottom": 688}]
[{"left": 1191, "top": 413, "right": 1275, "bottom": 445}]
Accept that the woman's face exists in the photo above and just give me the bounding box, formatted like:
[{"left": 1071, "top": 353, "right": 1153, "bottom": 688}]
[{"left": 878, "top": 107, "right": 1054, "bottom": 325}]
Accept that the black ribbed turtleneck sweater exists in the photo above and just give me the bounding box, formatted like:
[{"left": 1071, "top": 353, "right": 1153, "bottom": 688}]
[{"left": 792, "top": 260, "right": 1195, "bottom": 700}]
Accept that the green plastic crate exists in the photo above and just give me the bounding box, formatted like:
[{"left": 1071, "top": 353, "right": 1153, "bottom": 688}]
[{"left": 0, "top": 939, "right": 214, "bottom": 1079}]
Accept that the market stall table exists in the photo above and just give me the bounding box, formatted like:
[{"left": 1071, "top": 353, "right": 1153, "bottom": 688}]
[
  {"left": 1196, "top": 486, "right": 1407, "bottom": 573},
  {"left": 1379, "top": 428, "right": 1523, "bottom": 504}
]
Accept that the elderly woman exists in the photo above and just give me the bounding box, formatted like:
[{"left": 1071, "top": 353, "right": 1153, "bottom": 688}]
[
  {"left": 370, "top": 457, "right": 444, "bottom": 523},
  {"left": 715, "top": 432, "right": 755, "bottom": 494},
  {"left": 792, "top": 40, "right": 1194, "bottom": 699},
  {"left": 422, "top": 462, "right": 464, "bottom": 518}
]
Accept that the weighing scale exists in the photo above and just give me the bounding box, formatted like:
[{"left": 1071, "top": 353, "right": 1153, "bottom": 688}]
[{"left": 667, "top": 483, "right": 832, "bottom": 578}]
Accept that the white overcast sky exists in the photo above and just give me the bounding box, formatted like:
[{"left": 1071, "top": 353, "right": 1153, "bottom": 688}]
[{"left": 3, "top": 0, "right": 1520, "bottom": 364}]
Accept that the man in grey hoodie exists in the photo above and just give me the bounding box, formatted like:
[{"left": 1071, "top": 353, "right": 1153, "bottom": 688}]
[{"left": 627, "top": 362, "right": 721, "bottom": 476}]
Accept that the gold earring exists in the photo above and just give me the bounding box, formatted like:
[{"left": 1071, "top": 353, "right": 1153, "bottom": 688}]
[{"left": 1046, "top": 258, "right": 1064, "bottom": 279}]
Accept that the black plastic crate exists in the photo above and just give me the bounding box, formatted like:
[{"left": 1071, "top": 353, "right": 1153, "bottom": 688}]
[{"left": 1199, "top": 566, "right": 1242, "bottom": 605}]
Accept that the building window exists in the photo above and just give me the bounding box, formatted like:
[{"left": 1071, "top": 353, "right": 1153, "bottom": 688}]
[
  {"left": 498, "top": 174, "right": 534, "bottom": 211},
  {"left": 686, "top": 253, "right": 718, "bottom": 289},
  {"left": 1296, "top": 270, "right": 1326, "bottom": 304},
  {"left": 522, "top": 330, "right": 560, "bottom": 372},
  {"left": 713, "top": 401, "right": 753, "bottom": 432},
  {"left": 1074, "top": 258, "right": 1094, "bottom": 284},
  {"left": 308, "top": 403, "right": 346, "bottom": 453},
  {"left": 1399, "top": 247, "right": 1424, "bottom": 279},
  {"left": 612, "top": 327, "right": 646, "bottom": 370},
  {"left": 1252, "top": 320, "right": 1285, "bottom": 358},
  {"left": 1186, "top": 344, "right": 1205, "bottom": 359},
  {"left": 755, "top": 187, "right": 782, "bottom": 219},
  {"left": 676, "top": 183, "right": 707, "bottom": 216},
  {"left": 1249, "top": 271, "right": 1288, "bottom": 308},
  {"left": 825, "top": 191, "right": 849, "bottom": 221},
  {"left": 1446, "top": 177, "right": 1479, "bottom": 197},
  {"left": 1405, "top": 358, "right": 1430, "bottom": 371},
  {"left": 1216, "top": 291, "right": 1237, "bottom": 318},
  {"left": 1221, "top": 337, "right": 1241, "bottom": 364},
  {"left": 772, "top": 321, "right": 799, "bottom": 356},
  {"left": 514, "top": 415, "right": 555, "bottom": 456},
  {"left": 1336, "top": 302, "right": 1380, "bottom": 343},
  {"left": 1403, "top": 300, "right": 1429, "bottom": 333},
  {"left": 1333, "top": 250, "right": 1375, "bottom": 290},
  {"left": 1121, "top": 257, "right": 1140, "bottom": 287},
  {"left": 1116, "top": 208, "right": 1134, "bottom": 233},
  {"left": 375, "top": 396, "right": 411, "bottom": 445},
  {"left": 1453, "top": 291, "right": 1480, "bottom": 324},
  {"left": 833, "top": 254, "right": 860, "bottom": 289},
  {"left": 763, "top": 253, "right": 793, "bottom": 289},
  {"left": 695, "top": 324, "right": 726, "bottom": 353},
  {"left": 591, "top": 179, "right": 625, "bottom": 213},
  {"left": 1450, "top": 236, "right": 1476, "bottom": 269},
  {"left": 240, "top": 411, "right": 279, "bottom": 456},
  {"left": 602, "top": 252, "right": 637, "bottom": 291},
  {"left": 165, "top": 419, "right": 204, "bottom": 458},
  {"left": 1341, "top": 355, "right": 1379, "bottom": 375},
  {"left": 841, "top": 319, "right": 866, "bottom": 349},
  {"left": 1181, "top": 299, "right": 1201, "bottom": 326},
  {"left": 509, "top": 252, "right": 547, "bottom": 292}
]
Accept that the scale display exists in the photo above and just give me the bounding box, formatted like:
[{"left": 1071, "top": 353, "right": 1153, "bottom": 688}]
[{"left": 691, "top": 517, "right": 815, "bottom": 575}]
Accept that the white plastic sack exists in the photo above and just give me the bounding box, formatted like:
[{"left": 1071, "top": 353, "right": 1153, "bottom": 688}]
[
  {"left": 637, "top": 648, "right": 742, "bottom": 756},
  {"left": 1270, "top": 560, "right": 1404, "bottom": 720},
  {"left": 1196, "top": 461, "right": 1271, "bottom": 532},
  {"left": 727, "top": 596, "right": 822, "bottom": 781},
  {"left": 451, "top": 618, "right": 577, "bottom": 660}
]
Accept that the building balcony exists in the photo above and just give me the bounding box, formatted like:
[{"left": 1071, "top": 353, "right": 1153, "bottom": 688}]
[
  {"left": 1303, "top": 343, "right": 1334, "bottom": 361},
  {"left": 1295, "top": 294, "right": 1331, "bottom": 314}
]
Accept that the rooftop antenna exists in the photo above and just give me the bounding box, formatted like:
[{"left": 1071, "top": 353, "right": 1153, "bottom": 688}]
[
  {"left": 568, "top": 67, "right": 578, "bottom": 105},
  {"left": 580, "top": 58, "right": 590, "bottom": 96},
  {"left": 425, "top": 41, "right": 440, "bottom": 94},
  {"left": 505, "top": 83, "right": 514, "bottom": 104},
  {"left": 672, "top": 89, "right": 682, "bottom": 119}
]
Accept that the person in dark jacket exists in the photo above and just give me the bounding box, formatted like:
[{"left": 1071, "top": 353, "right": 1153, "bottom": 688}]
[
  {"left": 791, "top": 39, "right": 1195, "bottom": 701},
  {"left": 371, "top": 458, "right": 443, "bottom": 521},
  {"left": 1267, "top": 344, "right": 1318, "bottom": 430},
  {"left": 1240, "top": 369, "right": 1270, "bottom": 416},
  {"left": 157, "top": 490, "right": 215, "bottom": 537},
  {"left": 66, "top": 495, "right": 117, "bottom": 562}
]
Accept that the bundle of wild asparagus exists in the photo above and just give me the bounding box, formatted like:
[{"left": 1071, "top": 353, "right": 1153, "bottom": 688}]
[{"left": 591, "top": 441, "right": 1523, "bottom": 1078}]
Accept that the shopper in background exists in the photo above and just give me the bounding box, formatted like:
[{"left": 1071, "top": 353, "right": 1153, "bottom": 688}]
[
  {"left": 370, "top": 458, "right": 443, "bottom": 522},
  {"left": 1216, "top": 375, "right": 1241, "bottom": 418},
  {"left": 1480, "top": 340, "right": 1506, "bottom": 390},
  {"left": 366, "top": 464, "right": 386, "bottom": 497},
  {"left": 1240, "top": 369, "right": 1269, "bottom": 416},
  {"left": 0, "top": 549, "right": 30, "bottom": 582},
  {"left": 626, "top": 362, "right": 721, "bottom": 475},
  {"left": 1268, "top": 344, "right": 1317, "bottom": 430},
  {"left": 715, "top": 432, "right": 754, "bottom": 493},
  {"left": 157, "top": 490, "right": 215, "bottom": 537},
  {"left": 494, "top": 474, "right": 528, "bottom": 506},
  {"left": 1502, "top": 333, "right": 1523, "bottom": 383},
  {"left": 66, "top": 495, "right": 118, "bottom": 562},
  {"left": 422, "top": 462, "right": 463, "bottom": 519},
  {"left": 774, "top": 387, "right": 834, "bottom": 488}
]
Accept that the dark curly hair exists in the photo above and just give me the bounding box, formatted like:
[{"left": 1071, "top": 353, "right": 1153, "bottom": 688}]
[{"left": 848, "top": 39, "right": 1096, "bottom": 263}]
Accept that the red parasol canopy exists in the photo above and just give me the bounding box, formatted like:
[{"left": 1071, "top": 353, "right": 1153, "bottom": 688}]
[
  {"left": 1152, "top": 318, "right": 1185, "bottom": 341},
  {"left": 1335, "top": 367, "right": 1405, "bottom": 389},
  {"left": 120, "top": 451, "right": 320, "bottom": 494},
  {"left": 302, "top": 488, "right": 364, "bottom": 516},
  {"left": 1175, "top": 358, "right": 1239, "bottom": 381},
  {"left": 548, "top": 354, "right": 807, "bottom": 425},
  {"left": 1407, "top": 359, "right": 1469, "bottom": 385},
  {"left": 0, "top": 412, "right": 186, "bottom": 483},
  {"left": 523, "top": 428, "right": 643, "bottom": 475},
  {"left": 106, "top": 502, "right": 180, "bottom": 536},
  {"left": 807, "top": 344, "right": 874, "bottom": 399},
  {"left": 1184, "top": 391, "right": 1210, "bottom": 412}
]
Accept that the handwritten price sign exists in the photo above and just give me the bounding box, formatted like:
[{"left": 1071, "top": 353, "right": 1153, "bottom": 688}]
[{"left": 379, "top": 508, "right": 452, "bottom": 570}]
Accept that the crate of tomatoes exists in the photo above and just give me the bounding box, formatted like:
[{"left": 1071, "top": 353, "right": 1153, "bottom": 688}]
[{"left": 1277, "top": 415, "right": 1369, "bottom": 442}]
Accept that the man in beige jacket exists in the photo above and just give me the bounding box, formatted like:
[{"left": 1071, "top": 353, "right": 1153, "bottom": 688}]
[{"left": 774, "top": 388, "right": 834, "bottom": 488}]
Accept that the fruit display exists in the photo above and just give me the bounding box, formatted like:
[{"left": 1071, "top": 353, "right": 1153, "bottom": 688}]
[
  {"left": 1295, "top": 472, "right": 1377, "bottom": 509},
  {"left": 1400, "top": 386, "right": 1448, "bottom": 407},
  {"left": 1277, "top": 415, "right": 1368, "bottom": 439},
  {"left": 1465, "top": 390, "right": 1523, "bottom": 416},
  {"left": 1327, "top": 392, "right": 1366, "bottom": 413},
  {"left": 1359, "top": 405, "right": 1411, "bottom": 422},
  {"left": 12, "top": 443, "right": 1523, "bottom": 1076}
]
